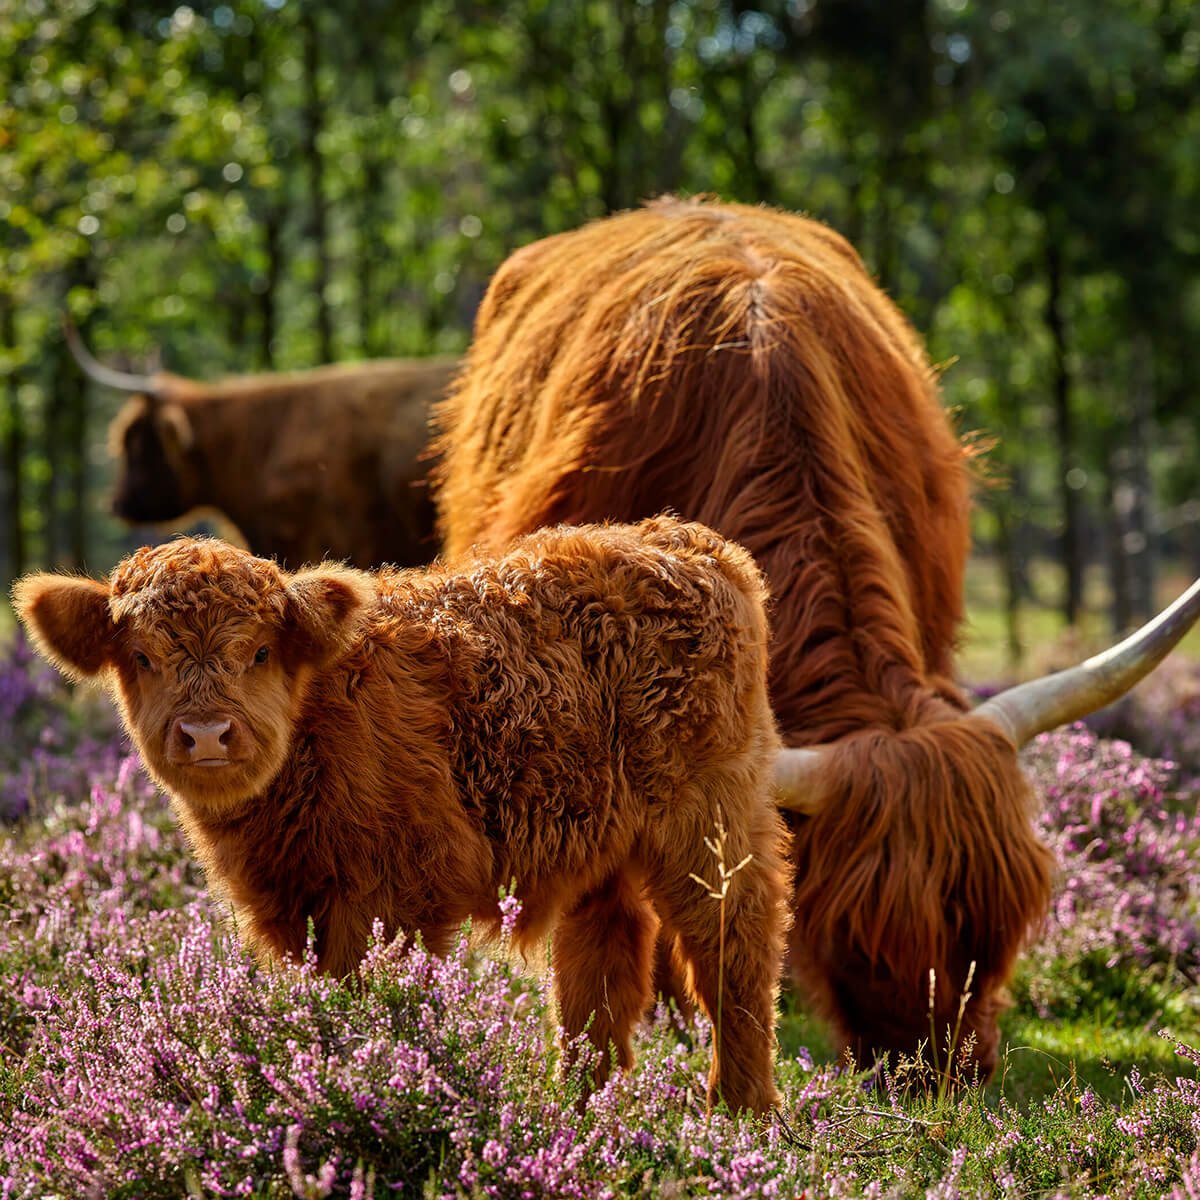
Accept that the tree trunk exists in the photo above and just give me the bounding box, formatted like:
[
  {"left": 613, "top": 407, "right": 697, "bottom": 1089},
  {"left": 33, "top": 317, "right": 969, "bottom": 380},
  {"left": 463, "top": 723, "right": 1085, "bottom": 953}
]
[
  {"left": 739, "top": 92, "right": 771, "bottom": 205},
  {"left": 600, "top": 77, "right": 632, "bottom": 212},
  {"left": 58, "top": 260, "right": 96, "bottom": 570},
  {"left": 300, "top": 5, "right": 334, "bottom": 362},
  {"left": 1009, "top": 462, "right": 1039, "bottom": 604},
  {"left": 65, "top": 338, "right": 88, "bottom": 570},
  {"left": 246, "top": 16, "right": 279, "bottom": 371},
  {"left": 357, "top": 159, "right": 381, "bottom": 357},
  {"left": 258, "top": 200, "right": 283, "bottom": 369},
  {"left": 873, "top": 174, "right": 895, "bottom": 292},
  {"left": 1045, "top": 238, "right": 1084, "bottom": 625},
  {"left": 42, "top": 351, "right": 65, "bottom": 568},
  {"left": 226, "top": 286, "right": 249, "bottom": 358},
  {"left": 358, "top": 63, "right": 391, "bottom": 358},
  {"left": 1104, "top": 447, "right": 1134, "bottom": 634},
  {"left": 993, "top": 497, "right": 1024, "bottom": 669},
  {"left": 1127, "top": 334, "right": 1157, "bottom": 621},
  {"left": 0, "top": 291, "right": 24, "bottom": 581}
]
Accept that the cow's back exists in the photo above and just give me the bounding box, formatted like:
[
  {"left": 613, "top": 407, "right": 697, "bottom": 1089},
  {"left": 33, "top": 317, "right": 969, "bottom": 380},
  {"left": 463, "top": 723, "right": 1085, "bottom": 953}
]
[
  {"left": 434, "top": 199, "right": 972, "bottom": 744},
  {"left": 208, "top": 356, "right": 459, "bottom": 568}
]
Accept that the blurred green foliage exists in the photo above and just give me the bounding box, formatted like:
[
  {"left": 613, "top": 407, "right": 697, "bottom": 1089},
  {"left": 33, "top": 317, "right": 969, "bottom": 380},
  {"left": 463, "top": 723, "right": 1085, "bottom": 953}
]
[{"left": 2, "top": 0, "right": 1198, "bottom": 655}]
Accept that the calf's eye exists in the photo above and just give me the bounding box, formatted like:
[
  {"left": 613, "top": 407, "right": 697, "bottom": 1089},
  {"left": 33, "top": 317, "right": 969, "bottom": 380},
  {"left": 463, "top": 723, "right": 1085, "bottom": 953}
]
[
  {"left": 254, "top": 645, "right": 270, "bottom": 665},
  {"left": 134, "top": 652, "right": 151, "bottom": 671}
]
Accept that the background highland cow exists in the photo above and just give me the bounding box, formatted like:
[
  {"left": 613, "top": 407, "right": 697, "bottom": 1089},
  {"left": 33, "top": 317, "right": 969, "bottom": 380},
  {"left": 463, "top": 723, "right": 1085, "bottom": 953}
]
[{"left": 67, "top": 326, "right": 458, "bottom": 569}]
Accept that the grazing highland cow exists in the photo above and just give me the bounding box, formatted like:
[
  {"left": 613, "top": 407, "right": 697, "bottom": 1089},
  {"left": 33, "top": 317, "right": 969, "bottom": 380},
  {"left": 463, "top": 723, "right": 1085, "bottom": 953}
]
[
  {"left": 14, "top": 516, "right": 791, "bottom": 1114},
  {"left": 435, "top": 196, "right": 1200, "bottom": 1077},
  {"left": 67, "top": 323, "right": 458, "bottom": 569}
]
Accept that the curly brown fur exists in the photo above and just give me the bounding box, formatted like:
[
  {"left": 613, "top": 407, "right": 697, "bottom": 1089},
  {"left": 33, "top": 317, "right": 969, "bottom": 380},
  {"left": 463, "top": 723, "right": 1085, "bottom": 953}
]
[
  {"left": 14, "top": 516, "right": 791, "bottom": 1115},
  {"left": 432, "top": 196, "right": 1054, "bottom": 1077},
  {"left": 108, "top": 356, "right": 459, "bottom": 568}
]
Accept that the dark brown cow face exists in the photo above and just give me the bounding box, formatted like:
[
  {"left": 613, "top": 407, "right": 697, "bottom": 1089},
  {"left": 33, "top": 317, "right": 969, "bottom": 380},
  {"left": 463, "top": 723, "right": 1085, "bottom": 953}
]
[
  {"left": 109, "top": 397, "right": 198, "bottom": 524},
  {"left": 815, "top": 943, "right": 1005, "bottom": 1085},
  {"left": 787, "top": 718, "right": 1055, "bottom": 1087},
  {"left": 13, "top": 540, "right": 373, "bottom": 816}
]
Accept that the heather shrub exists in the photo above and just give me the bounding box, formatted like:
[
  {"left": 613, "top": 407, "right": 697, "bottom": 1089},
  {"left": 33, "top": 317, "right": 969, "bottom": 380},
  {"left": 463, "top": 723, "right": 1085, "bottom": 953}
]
[
  {"left": 1087, "top": 657, "right": 1200, "bottom": 783},
  {"left": 0, "top": 750, "right": 205, "bottom": 1068},
  {"left": 0, "top": 632, "right": 123, "bottom": 823},
  {"left": 4, "top": 913, "right": 595, "bottom": 1198},
  {"left": 1018, "top": 727, "right": 1200, "bottom": 1019},
  {"left": 6, "top": 660, "right": 1200, "bottom": 1193}
]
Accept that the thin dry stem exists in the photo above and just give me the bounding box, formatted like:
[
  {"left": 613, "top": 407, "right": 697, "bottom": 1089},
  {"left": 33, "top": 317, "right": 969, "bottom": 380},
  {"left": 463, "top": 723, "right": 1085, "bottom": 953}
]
[{"left": 688, "top": 812, "right": 754, "bottom": 1112}]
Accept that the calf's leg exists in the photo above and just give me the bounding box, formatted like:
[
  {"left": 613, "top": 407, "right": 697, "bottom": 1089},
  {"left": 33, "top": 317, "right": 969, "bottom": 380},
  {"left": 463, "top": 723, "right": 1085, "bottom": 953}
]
[
  {"left": 554, "top": 867, "right": 658, "bottom": 1091},
  {"left": 646, "top": 777, "right": 790, "bottom": 1115}
]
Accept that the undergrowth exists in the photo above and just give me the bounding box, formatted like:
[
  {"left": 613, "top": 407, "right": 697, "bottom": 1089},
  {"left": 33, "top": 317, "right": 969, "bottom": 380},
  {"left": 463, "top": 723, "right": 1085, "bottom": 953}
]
[{"left": 4, "top": 636, "right": 1200, "bottom": 1196}]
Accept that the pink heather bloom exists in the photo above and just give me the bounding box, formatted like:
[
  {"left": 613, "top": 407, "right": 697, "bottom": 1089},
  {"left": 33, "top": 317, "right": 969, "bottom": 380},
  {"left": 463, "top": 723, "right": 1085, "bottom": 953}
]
[{"left": 498, "top": 892, "right": 522, "bottom": 944}]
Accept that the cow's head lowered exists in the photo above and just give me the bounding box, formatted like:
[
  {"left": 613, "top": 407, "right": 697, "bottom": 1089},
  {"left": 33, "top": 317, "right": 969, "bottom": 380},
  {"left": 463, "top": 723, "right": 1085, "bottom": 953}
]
[
  {"left": 773, "top": 578, "right": 1200, "bottom": 1079},
  {"left": 14, "top": 540, "right": 372, "bottom": 815}
]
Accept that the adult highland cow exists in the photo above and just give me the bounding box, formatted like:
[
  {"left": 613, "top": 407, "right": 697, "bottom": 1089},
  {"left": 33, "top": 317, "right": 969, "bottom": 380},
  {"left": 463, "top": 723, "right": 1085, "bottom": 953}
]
[
  {"left": 14, "top": 516, "right": 791, "bottom": 1114},
  {"left": 67, "top": 323, "right": 457, "bottom": 569},
  {"left": 435, "top": 196, "right": 1200, "bottom": 1078}
]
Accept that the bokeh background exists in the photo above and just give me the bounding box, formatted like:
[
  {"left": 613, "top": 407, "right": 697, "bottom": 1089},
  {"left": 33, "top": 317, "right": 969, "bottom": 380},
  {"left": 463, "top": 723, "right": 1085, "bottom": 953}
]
[{"left": 3, "top": 0, "right": 1199, "bottom": 673}]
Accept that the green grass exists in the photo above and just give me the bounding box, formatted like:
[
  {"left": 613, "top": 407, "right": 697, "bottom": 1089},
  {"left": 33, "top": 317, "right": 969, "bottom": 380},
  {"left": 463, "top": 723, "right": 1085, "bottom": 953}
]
[
  {"left": 775, "top": 956, "right": 1200, "bottom": 1113},
  {"left": 777, "top": 993, "right": 838, "bottom": 1065},
  {"left": 998, "top": 1017, "right": 1188, "bottom": 1106}
]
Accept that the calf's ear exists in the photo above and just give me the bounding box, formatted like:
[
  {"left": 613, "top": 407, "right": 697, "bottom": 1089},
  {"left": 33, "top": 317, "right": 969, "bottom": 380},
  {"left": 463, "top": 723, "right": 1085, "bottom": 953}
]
[
  {"left": 284, "top": 566, "right": 374, "bottom": 667},
  {"left": 11, "top": 574, "right": 115, "bottom": 680}
]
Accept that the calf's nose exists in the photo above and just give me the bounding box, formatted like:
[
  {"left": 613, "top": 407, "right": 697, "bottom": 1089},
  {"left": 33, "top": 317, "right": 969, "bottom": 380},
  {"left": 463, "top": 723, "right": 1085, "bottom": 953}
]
[{"left": 175, "top": 718, "right": 234, "bottom": 761}]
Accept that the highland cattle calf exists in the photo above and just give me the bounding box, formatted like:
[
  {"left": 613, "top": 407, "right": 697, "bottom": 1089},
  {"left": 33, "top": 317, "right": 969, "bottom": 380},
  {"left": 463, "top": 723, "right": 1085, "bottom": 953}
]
[
  {"left": 14, "top": 516, "right": 791, "bottom": 1114},
  {"left": 67, "top": 323, "right": 458, "bottom": 569},
  {"left": 435, "top": 195, "right": 1200, "bottom": 1079}
]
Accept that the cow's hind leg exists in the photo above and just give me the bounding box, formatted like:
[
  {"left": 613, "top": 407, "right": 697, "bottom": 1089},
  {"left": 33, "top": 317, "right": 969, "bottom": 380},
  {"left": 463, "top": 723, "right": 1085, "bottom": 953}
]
[
  {"left": 646, "top": 774, "right": 790, "bottom": 1115},
  {"left": 555, "top": 867, "right": 658, "bottom": 1093}
]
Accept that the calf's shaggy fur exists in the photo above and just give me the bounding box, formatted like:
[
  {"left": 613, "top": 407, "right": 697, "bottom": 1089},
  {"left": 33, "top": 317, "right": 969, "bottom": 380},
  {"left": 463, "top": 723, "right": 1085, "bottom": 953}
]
[{"left": 14, "top": 516, "right": 790, "bottom": 1114}]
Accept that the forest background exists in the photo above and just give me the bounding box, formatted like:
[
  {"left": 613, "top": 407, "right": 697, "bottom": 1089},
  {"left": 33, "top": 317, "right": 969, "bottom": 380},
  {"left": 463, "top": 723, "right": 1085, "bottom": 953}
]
[{"left": 2, "top": 0, "right": 1198, "bottom": 670}]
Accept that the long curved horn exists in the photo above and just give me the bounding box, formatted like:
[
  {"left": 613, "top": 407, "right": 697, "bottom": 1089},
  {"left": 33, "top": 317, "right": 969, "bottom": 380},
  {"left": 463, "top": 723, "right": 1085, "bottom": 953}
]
[
  {"left": 773, "top": 746, "right": 831, "bottom": 814},
  {"left": 63, "top": 319, "right": 160, "bottom": 396},
  {"left": 976, "top": 576, "right": 1200, "bottom": 746}
]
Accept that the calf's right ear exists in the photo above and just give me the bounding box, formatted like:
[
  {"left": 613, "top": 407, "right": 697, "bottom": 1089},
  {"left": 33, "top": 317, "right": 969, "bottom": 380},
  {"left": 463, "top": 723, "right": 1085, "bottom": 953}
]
[
  {"left": 11, "top": 575, "right": 115, "bottom": 680},
  {"left": 284, "top": 566, "right": 374, "bottom": 668}
]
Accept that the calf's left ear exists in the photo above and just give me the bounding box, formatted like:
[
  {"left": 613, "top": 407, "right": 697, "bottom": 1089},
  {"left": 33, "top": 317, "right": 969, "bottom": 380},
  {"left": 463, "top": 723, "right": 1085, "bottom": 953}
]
[
  {"left": 284, "top": 566, "right": 374, "bottom": 667},
  {"left": 11, "top": 574, "right": 115, "bottom": 680}
]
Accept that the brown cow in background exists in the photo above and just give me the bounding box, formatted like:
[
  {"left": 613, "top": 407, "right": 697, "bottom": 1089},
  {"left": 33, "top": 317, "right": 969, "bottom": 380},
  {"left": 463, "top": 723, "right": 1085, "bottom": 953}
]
[
  {"left": 68, "top": 325, "right": 458, "bottom": 569},
  {"left": 435, "top": 196, "right": 1200, "bottom": 1079},
  {"left": 15, "top": 516, "right": 791, "bottom": 1114}
]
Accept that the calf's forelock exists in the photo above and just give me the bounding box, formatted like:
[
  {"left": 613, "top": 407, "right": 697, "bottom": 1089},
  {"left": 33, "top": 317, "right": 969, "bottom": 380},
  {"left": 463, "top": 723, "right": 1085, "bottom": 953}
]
[{"left": 108, "top": 539, "right": 287, "bottom": 627}]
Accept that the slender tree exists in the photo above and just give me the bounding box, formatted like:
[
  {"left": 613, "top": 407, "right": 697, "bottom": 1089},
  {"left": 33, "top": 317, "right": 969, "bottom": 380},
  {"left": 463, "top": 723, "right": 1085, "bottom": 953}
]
[
  {"left": 300, "top": 3, "right": 334, "bottom": 362},
  {"left": 0, "top": 291, "right": 23, "bottom": 579},
  {"left": 1044, "top": 236, "right": 1084, "bottom": 626}
]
